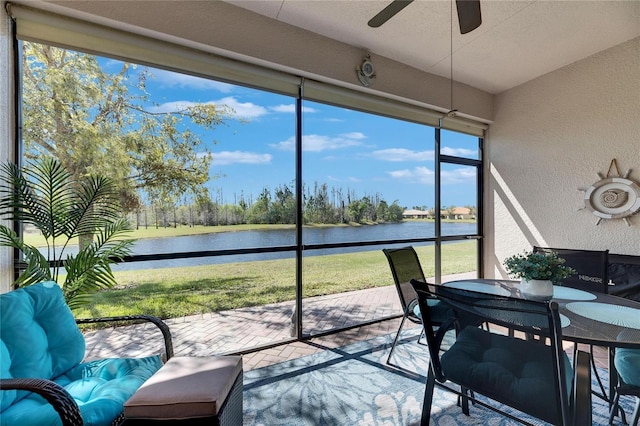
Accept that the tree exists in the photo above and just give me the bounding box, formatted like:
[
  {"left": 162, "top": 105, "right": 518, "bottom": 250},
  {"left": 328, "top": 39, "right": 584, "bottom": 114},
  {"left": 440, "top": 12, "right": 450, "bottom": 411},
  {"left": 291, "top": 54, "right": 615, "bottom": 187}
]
[
  {"left": 271, "top": 183, "right": 296, "bottom": 224},
  {"left": 0, "top": 158, "right": 135, "bottom": 310},
  {"left": 347, "top": 199, "right": 366, "bottom": 223},
  {"left": 305, "top": 182, "right": 335, "bottom": 224},
  {"left": 246, "top": 187, "right": 271, "bottom": 224},
  {"left": 360, "top": 195, "right": 376, "bottom": 222},
  {"left": 21, "top": 42, "right": 234, "bottom": 212},
  {"left": 376, "top": 200, "right": 389, "bottom": 222},
  {"left": 385, "top": 201, "right": 405, "bottom": 222}
]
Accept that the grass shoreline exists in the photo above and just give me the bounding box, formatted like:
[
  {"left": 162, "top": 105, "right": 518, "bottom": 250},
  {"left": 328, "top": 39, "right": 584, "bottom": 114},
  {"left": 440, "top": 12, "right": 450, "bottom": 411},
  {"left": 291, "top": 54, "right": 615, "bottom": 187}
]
[
  {"left": 74, "top": 241, "right": 476, "bottom": 321},
  {"left": 23, "top": 219, "right": 477, "bottom": 247},
  {"left": 22, "top": 221, "right": 477, "bottom": 323}
]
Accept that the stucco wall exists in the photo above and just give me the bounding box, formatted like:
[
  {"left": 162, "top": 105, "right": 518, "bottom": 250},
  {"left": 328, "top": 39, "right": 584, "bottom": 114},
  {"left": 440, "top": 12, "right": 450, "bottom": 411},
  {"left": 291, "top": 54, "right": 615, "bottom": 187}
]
[
  {"left": 0, "top": 5, "right": 14, "bottom": 292},
  {"left": 486, "top": 37, "right": 640, "bottom": 279}
]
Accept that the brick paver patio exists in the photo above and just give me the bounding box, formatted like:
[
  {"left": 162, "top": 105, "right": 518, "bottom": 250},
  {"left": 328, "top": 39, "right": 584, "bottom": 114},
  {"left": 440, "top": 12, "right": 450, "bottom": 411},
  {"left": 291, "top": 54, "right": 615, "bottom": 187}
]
[
  {"left": 82, "top": 272, "right": 607, "bottom": 371},
  {"left": 82, "top": 285, "right": 406, "bottom": 367}
]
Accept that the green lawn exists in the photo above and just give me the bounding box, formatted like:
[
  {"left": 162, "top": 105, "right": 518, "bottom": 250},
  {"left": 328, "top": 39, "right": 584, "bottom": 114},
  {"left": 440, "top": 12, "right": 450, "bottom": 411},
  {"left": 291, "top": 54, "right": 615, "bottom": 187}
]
[
  {"left": 74, "top": 241, "right": 477, "bottom": 320},
  {"left": 23, "top": 221, "right": 478, "bottom": 321}
]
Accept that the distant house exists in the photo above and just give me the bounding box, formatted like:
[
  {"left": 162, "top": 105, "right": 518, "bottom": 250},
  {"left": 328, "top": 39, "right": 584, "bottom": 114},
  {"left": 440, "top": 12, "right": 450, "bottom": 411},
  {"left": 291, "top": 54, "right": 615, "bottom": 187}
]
[
  {"left": 403, "top": 208, "right": 475, "bottom": 220},
  {"left": 402, "top": 209, "right": 428, "bottom": 219},
  {"left": 450, "top": 207, "right": 474, "bottom": 220}
]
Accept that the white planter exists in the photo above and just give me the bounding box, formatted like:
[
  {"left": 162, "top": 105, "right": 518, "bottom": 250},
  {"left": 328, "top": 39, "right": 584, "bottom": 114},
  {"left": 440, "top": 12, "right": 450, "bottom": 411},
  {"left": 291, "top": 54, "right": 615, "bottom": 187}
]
[{"left": 520, "top": 279, "right": 554, "bottom": 301}]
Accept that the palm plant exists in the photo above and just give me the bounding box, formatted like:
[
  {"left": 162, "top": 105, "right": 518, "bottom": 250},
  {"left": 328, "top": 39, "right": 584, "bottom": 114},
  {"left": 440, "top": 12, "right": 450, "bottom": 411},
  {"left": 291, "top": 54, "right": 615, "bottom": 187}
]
[{"left": 0, "top": 158, "right": 135, "bottom": 310}]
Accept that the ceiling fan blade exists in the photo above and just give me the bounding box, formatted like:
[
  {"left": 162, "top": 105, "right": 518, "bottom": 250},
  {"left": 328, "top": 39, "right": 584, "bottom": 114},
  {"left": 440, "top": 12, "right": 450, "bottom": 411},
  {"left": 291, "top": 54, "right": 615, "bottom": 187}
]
[
  {"left": 456, "top": 0, "right": 482, "bottom": 34},
  {"left": 368, "top": 0, "right": 414, "bottom": 28}
]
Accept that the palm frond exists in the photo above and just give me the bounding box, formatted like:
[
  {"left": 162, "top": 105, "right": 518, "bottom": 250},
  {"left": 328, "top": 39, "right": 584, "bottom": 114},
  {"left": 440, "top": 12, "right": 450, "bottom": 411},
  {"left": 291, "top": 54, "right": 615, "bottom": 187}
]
[
  {"left": 63, "top": 248, "right": 119, "bottom": 309},
  {"left": 2, "top": 158, "right": 135, "bottom": 310},
  {"left": 0, "top": 159, "right": 79, "bottom": 240},
  {"left": 92, "top": 219, "right": 137, "bottom": 257},
  {"left": 14, "top": 246, "right": 53, "bottom": 287},
  {"left": 62, "top": 223, "right": 135, "bottom": 308},
  {"left": 0, "top": 163, "right": 51, "bottom": 237},
  {"left": 0, "top": 225, "right": 52, "bottom": 286},
  {"left": 64, "top": 175, "right": 122, "bottom": 239},
  {"left": 62, "top": 274, "right": 99, "bottom": 311}
]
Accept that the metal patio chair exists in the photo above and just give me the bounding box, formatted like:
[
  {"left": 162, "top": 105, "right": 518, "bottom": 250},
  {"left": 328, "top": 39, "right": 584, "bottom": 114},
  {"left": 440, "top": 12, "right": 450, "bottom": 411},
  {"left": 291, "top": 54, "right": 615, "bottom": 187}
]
[
  {"left": 382, "top": 246, "right": 449, "bottom": 365},
  {"left": 410, "top": 278, "right": 592, "bottom": 425},
  {"left": 533, "top": 246, "right": 610, "bottom": 401}
]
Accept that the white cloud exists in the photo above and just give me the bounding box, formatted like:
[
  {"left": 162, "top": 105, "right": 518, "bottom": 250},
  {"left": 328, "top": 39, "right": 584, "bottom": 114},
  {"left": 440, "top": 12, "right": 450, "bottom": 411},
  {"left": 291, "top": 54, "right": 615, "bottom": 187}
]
[
  {"left": 387, "top": 166, "right": 434, "bottom": 184},
  {"left": 151, "top": 69, "right": 235, "bottom": 92},
  {"left": 442, "top": 167, "right": 477, "bottom": 184},
  {"left": 340, "top": 132, "right": 366, "bottom": 140},
  {"left": 270, "top": 104, "right": 295, "bottom": 113},
  {"left": 211, "top": 151, "right": 272, "bottom": 165},
  {"left": 146, "top": 96, "right": 268, "bottom": 119},
  {"left": 387, "top": 166, "right": 475, "bottom": 185},
  {"left": 217, "top": 97, "right": 268, "bottom": 119},
  {"left": 268, "top": 104, "right": 318, "bottom": 113},
  {"left": 441, "top": 146, "right": 477, "bottom": 157},
  {"left": 270, "top": 133, "right": 366, "bottom": 152},
  {"left": 371, "top": 148, "right": 433, "bottom": 162},
  {"left": 371, "top": 147, "right": 473, "bottom": 162}
]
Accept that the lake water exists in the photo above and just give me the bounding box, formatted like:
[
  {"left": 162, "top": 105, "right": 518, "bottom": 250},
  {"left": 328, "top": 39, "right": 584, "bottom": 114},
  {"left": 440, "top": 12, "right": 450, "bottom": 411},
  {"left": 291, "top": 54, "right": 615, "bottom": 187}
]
[{"left": 113, "top": 221, "right": 477, "bottom": 270}]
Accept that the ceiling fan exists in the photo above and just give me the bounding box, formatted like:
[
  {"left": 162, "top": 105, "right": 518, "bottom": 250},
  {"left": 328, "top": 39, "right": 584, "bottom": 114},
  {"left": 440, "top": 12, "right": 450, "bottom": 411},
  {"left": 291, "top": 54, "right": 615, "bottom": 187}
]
[{"left": 368, "top": 0, "right": 482, "bottom": 34}]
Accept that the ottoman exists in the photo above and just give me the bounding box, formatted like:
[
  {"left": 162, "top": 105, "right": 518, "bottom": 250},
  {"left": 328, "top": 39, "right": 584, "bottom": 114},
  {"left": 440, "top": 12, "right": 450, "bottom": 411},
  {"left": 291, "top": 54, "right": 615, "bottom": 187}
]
[{"left": 123, "top": 356, "right": 243, "bottom": 425}]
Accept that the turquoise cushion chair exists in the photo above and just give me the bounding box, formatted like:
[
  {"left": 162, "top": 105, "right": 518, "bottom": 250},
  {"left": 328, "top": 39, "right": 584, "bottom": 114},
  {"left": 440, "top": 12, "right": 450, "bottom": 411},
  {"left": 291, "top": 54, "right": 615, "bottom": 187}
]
[
  {"left": 609, "top": 348, "right": 640, "bottom": 426},
  {"left": 0, "top": 282, "right": 171, "bottom": 426}
]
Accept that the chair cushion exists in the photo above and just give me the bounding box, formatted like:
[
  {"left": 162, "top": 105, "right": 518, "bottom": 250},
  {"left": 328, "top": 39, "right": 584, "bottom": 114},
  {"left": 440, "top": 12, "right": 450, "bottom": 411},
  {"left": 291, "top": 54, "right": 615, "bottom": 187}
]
[
  {"left": 0, "top": 282, "right": 85, "bottom": 409},
  {"left": 1, "top": 355, "right": 162, "bottom": 426},
  {"left": 413, "top": 298, "right": 451, "bottom": 324},
  {"left": 440, "top": 326, "right": 572, "bottom": 424},
  {"left": 615, "top": 348, "right": 640, "bottom": 388},
  {"left": 124, "top": 356, "right": 243, "bottom": 420}
]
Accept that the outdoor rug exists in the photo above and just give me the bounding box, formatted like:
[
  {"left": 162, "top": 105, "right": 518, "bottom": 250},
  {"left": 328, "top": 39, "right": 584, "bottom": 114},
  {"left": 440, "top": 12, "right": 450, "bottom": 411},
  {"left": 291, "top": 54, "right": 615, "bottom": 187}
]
[{"left": 243, "top": 330, "right": 636, "bottom": 425}]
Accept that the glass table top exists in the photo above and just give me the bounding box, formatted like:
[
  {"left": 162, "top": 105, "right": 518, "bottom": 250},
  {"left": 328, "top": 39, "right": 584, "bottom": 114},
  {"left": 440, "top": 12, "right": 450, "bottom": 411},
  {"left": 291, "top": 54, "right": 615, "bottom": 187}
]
[
  {"left": 565, "top": 302, "right": 640, "bottom": 330},
  {"left": 443, "top": 280, "right": 511, "bottom": 297},
  {"left": 441, "top": 279, "right": 640, "bottom": 348},
  {"left": 552, "top": 286, "right": 597, "bottom": 301}
]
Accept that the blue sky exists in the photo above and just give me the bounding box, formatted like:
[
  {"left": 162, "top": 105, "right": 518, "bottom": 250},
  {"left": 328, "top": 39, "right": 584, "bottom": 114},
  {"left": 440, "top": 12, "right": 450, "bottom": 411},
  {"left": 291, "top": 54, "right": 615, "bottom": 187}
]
[{"left": 116, "top": 62, "right": 479, "bottom": 209}]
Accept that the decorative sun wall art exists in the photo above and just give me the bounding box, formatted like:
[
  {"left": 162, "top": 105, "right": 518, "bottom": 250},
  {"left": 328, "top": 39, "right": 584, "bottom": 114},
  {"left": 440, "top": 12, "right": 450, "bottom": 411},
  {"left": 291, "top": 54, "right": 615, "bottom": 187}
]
[{"left": 579, "top": 159, "right": 640, "bottom": 226}]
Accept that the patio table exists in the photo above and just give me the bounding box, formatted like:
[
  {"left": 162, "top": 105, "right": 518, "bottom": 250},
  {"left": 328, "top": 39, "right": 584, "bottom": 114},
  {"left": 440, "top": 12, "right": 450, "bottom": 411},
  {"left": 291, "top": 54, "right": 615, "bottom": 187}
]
[{"left": 442, "top": 279, "right": 640, "bottom": 403}]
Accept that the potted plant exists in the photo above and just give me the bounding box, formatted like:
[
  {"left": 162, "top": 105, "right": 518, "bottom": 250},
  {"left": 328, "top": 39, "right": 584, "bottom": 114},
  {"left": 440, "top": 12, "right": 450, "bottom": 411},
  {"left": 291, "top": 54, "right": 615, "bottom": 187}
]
[
  {"left": 0, "top": 158, "right": 135, "bottom": 310},
  {"left": 503, "top": 250, "right": 576, "bottom": 300}
]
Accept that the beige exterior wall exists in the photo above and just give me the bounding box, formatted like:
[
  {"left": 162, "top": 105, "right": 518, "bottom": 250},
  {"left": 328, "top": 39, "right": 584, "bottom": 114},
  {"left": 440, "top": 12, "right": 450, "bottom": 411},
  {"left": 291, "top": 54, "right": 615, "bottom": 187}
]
[
  {"left": 486, "top": 37, "right": 640, "bottom": 279},
  {"left": 0, "top": 4, "right": 14, "bottom": 293}
]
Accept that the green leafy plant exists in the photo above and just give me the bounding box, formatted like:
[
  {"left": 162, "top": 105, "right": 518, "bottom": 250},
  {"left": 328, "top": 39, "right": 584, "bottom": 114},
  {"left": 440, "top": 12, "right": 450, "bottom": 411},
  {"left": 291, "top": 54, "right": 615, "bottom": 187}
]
[
  {"left": 504, "top": 251, "right": 576, "bottom": 283},
  {"left": 0, "top": 158, "right": 135, "bottom": 310}
]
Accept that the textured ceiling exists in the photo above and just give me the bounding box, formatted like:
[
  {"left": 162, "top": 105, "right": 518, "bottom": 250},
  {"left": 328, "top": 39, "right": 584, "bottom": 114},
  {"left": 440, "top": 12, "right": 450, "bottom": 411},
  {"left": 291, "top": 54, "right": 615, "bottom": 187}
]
[{"left": 224, "top": 0, "right": 640, "bottom": 94}]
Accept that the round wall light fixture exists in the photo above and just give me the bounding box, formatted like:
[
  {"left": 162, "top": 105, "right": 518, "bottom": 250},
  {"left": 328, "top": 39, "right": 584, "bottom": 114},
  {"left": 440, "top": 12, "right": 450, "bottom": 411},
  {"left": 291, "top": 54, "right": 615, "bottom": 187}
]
[{"left": 356, "top": 55, "right": 376, "bottom": 87}]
